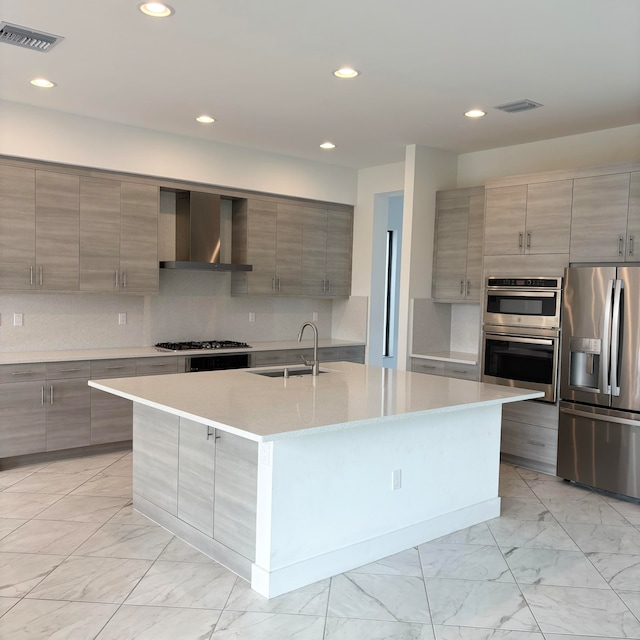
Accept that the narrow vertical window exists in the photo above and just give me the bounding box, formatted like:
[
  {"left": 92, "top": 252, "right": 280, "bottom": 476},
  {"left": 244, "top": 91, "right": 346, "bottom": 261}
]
[{"left": 383, "top": 230, "right": 394, "bottom": 357}]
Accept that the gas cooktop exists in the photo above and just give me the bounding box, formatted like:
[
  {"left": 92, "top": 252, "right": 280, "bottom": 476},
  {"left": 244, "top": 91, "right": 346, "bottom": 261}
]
[{"left": 155, "top": 340, "right": 252, "bottom": 352}]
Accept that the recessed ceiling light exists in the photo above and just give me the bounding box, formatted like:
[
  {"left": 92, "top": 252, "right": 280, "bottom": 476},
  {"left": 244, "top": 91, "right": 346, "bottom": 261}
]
[
  {"left": 320, "top": 142, "right": 336, "bottom": 150},
  {"left": 138, "top": 3, "right": 174, "bottom": 17},
  {"left": 464, "top": 109, "right": 486, "bottom": 118},
  {"left": 196, "top": 115, "right": 215, "bottom": 124},
  {"left": 333, "top": 67, "right": 359, "bottom": 79},
  {"left": 30, "top": 77, "right": 56, "bottom": 88}
]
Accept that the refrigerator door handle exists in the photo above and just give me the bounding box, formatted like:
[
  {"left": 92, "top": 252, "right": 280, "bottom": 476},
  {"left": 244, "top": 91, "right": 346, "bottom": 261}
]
[
  {"left": 610, "top": 279, "right": 623, "bottom": 396},
  {"left": 601, "top": 279, "right": 614, "bottom": 395},
  {"left": 560, "top": 405, "right": 640, "bottom": 428}
]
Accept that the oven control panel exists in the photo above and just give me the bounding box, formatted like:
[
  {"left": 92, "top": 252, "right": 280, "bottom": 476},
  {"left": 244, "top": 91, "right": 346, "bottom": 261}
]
[{"left": 487, "top": 277, "right": 561, "bottom": 288}]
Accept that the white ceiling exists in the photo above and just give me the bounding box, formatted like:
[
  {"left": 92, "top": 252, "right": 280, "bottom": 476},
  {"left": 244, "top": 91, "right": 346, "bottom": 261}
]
[{"left": 1, "top": 0, "right": 639, "bottom": 169}]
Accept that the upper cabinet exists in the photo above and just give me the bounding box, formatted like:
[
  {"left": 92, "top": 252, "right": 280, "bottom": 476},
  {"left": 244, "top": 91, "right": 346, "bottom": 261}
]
[
  {"left": 0, "top": 164, "right": 36, "bottom": 290},
  {"left": 0, "top": 160, "right": 159, "bottom": 294},
  {"left": 232, "top": 198, "right": 352, "bottom": 298},
  {"left": 432, "top": 186, "right": 484, "bottom": 302},
  {"left": 483, "top": 180, "right": 573, "bottom": 257},
  {"left": 302, "top": 206, "right": 353, "bottom": 297},
  {"left": 569, "top": 172, "right": 635, "bottom": 263}
]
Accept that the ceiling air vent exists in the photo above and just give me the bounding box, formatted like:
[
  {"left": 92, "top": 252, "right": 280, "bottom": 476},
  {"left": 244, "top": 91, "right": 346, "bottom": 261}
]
[
  {"left": 0, "top": 22, "right": 64, "bottom": 52},
  {"left": 494, "top": 99, "right": 543, "bottom": 114}
]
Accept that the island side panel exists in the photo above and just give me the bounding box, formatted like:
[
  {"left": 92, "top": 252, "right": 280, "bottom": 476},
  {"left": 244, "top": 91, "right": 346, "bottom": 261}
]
[{"left": 251, "top": 403, "right": 502, "bottom": 598}]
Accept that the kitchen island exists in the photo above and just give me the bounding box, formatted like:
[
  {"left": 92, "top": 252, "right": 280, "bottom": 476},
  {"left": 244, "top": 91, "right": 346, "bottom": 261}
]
[{"left": 89, "top": 361, "right": 542, "bottom": 597}]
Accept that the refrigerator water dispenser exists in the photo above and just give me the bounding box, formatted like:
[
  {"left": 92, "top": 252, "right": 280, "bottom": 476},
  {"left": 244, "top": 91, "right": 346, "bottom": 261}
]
[{"left": 568, "top": 337, "right": 601, "bottom": 390}]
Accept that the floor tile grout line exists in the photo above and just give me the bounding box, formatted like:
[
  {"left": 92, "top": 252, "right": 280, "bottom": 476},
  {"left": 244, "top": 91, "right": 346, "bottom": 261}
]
[{"left": 416, "top": 543, "right": 437, "bottom": 637}]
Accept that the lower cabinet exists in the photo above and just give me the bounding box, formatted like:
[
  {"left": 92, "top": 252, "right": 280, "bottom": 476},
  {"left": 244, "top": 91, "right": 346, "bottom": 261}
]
[
  {"left": 500, "top": 400, "right": 559, "bottom": 473},
  {"left": 137, "top": 408, "right": 258, "bottom": 561},
  {"left": 0, "top": 362, "right": 91, "bottom": 456},
  {"left": 252, "top": 345, "right": 365, "bottom": 368},
  {"left": 411, "top": 358, "right": 479, "bottom": 381}
]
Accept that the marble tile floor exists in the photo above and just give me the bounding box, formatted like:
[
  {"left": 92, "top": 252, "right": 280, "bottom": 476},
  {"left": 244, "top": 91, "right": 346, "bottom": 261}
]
[{"left": 1, "top": 451, "right": 640, "bottom": 639}]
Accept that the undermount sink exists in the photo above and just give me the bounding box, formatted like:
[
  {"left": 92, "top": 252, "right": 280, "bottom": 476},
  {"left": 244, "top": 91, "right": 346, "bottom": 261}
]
[{"left": 250, "top": 367, "right": 329, "bottom": 378}]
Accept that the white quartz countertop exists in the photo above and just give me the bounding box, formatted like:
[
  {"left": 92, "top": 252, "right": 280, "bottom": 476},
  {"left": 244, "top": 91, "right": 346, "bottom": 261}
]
[
  {"left": 411, "top": 351, "right": 478, "bottom": 365},
  {"left": 89, "top": 361, "right": 543, "bottom": 442},
  {"left": 0, "top": 339, "right": 364, "bottom": 365}
]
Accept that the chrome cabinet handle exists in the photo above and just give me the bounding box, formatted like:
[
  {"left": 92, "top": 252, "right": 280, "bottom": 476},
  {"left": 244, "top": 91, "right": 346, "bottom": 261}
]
[
  {"left": 526, "top": 232, "right": 531, "bottom": 249},
  {"left": 322, "top": 279, "right": 326, "bottom": 292},
  {"left": 618, "top": 236, "right": 625, "bottom": 256},
  {"left": 12, "top": 371, "right": 38, "bottom": 376},
  {"left": 518, "top": 232, "right": 523, "bottom": 249},
  {"left": 272, "top": 277, "right": 276, "bottom": 291},
  {"left": 629, "top": 235, "right": 634, "bottom": 256},
  {"left": 39, "top": 266, "right": 43, "bottom": 286},
  {"left": 50, "top": 385, "right": 54, "bottom": 405},
  {"left": 526, "top": 439, "right": 545, "bottom": 448},
  {"left": 466, "top": 280, "right": 470, "bottom": 296},
  {"left": 277, "top": 278, "right": 281, "bottom": 291},
  {"left": 460, "top": 280, "right": 464, "bottom": 295},
  {"left": 326, "top": 279, "right": 331, "bottom": 292},
  {"left": 59, "top": 368, "right": 81, "bottom": 372},
  {"left": 41, "top": 386, "right": 45, "bottom": 406},
  {"left": 30, "top": 266, "right": 34, "bottom": 286},
  {"left": 106, "top": 366, "right": 125, "bottom": 370},
  {"left": 207, "top": 426, "right": 215, "bottom": 440},
  {"left": 122, "top": 271, "right": 127, "bottom": 288},
  {"left": 114, "top": 270, "right": 119, "bottom": 289}
]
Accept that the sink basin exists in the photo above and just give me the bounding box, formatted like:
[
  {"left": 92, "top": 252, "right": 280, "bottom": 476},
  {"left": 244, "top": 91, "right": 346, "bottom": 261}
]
[{"left": 250, "top": 367, "right": 329, "bottom": 378}]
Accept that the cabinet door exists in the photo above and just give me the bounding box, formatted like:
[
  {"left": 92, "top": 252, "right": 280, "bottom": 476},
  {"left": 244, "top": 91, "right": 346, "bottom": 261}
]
[
  {"left": 35, "top": 170, "right": 80, "bottom": 290},
  {"left": 90, "top": 389, "right": 133, "bottom": 444},
  {"left": 214, "top": 431, "right": 258, "bottom": 560},
  {"left": 525, "top": 180, "right": 573, "bottom": 255},
  {"left": 45, "top": 378, "right": 91, "bottom": 451},
  {"left": 465, "top": 194, "right": 484, "bottom": 301},
  {"left": 433, "top": 196, "right": 469, "bottom": 300},
  {"left": 301, "top": 206, "right": 328, "bottom": 296},
  {"left": 0, "top": 381, "right": 46, "bottom": 456},
  {"left": 0, "top": 164, "right": 36, "bottom": 290},
  {"left": 247, "top": 200, "right": 278, "bottom": 295},
  {"left": 120, "top": 182, "right": 159, "bottom": 292},
  {"left": 133, "top": 404, "right": 179, "bottom": 516},
  {"left": 325, "top": 208, "right": 353, "bottom": 297},
  {"left": 483, "top": 185, "right": 527, "bottom": 256},
  {"left": 275, "top": 203, "right": 302, "bottom": 295},
  {"left": 570, "top": 173, "right": 630, "bottom": 263},
  {"left": 80, "top": 177, "right": 121, "bottom": 291},
  {"left": 626, "top": 172, "right": 640, "bottom": 261},
  {"left": 178, "top": 418, "right": 215, "bottom": 536}
]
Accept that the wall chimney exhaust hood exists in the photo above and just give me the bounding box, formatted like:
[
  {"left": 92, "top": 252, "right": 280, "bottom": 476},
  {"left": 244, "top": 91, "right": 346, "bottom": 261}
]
[{"left": 160, "top": 191, "right": 252, "bottom": 272}]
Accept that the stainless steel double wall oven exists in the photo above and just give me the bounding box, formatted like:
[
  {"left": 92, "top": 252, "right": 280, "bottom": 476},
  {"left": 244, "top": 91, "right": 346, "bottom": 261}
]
[{"left": 482, "top": 277, "right": 562, "bottom": 403}]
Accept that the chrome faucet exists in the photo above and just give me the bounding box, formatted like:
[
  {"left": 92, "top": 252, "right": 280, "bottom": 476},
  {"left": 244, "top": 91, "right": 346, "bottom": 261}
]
[{"left": 297, "top": 321, "right": 320, "bottom": 376}]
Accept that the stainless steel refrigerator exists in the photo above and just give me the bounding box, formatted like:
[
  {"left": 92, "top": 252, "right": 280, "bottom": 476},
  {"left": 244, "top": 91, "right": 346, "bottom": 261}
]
[{"left": 559, "top": 266, "right": 640, "bottom": 500}]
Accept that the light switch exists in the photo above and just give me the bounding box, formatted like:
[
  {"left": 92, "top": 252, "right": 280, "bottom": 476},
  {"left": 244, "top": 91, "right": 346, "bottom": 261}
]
[
  {"left": 118, "top": 313, "right": 127, "bottom": 325},
  {"left": 13, "top": 313, "right": 23, "bottom": 327},
  {"left": 249, "top": 312, "right": 255, "bottom": 323},
  {"left": 312, "top": 311, "right": 318, "bottom": 321}
]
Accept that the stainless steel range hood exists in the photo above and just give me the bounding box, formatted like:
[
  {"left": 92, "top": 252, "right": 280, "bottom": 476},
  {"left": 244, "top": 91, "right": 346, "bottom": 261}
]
[{"left": 160, "top": 191, "right": 252, "bottom": 272}]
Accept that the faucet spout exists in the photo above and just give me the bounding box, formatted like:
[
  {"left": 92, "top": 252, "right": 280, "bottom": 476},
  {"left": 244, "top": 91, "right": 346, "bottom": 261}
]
[{"left": 297, "top": 321, "right": 319, "bottom": 376}]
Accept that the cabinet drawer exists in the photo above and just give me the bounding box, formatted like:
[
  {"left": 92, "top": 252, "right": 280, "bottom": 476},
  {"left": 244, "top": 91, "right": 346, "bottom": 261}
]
[
  {"left": 338, "top": 346, "right": 365, "bottom": 363},
  {"left": 503, "top": 399, "right": 559, "bottom": 430},
  {"left": 0, "top": 363, "right": 46, "bottom": 384},
  {"left": 319, "top": 348, "right": 343, "bottom": 362},
  {"left": 136, "top": 356, "right": 178, "bottom": 376},
  {"left": 253, "top": 350, "right": 288, "bottom": 366},
  {"left": 46, "top": 360, "right": 91, "bottom": 380},
  {"left": 444, "top": 362, "right": 478, "bottom": 381},
  {"left": 91, "top": 358, "right": 137, "bottom": 379},
  {"left": 501, "top": 420, "right": 558, "bottom": 467},
  {"left": 411, "top": 359, "right": 445, "bottom": 376}
]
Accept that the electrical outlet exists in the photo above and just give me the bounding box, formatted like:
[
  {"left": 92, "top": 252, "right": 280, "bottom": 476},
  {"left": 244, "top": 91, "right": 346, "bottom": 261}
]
[
  {"left": 312, "top": 311, "right": 318, "bottom": 321},
  {"left": 391, "top": 469, "right": 402, "bottom": 491},
  {"left": 249, "top": 312, "right": 255, "bottom": 323},
  {"left": 13, "top": 313, "right": 23, "bottom": 327},
  {"left": 118, "top": 313, "right": 127, "bottom": 325}
]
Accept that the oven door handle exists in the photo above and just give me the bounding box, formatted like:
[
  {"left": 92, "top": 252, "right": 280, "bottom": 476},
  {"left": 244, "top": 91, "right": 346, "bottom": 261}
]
[
  {"left": 487, "top": 290, "right": 558, "bottom": 298},
  {"left": 484, "top": 333, "right": 554, "bottom": 346}
]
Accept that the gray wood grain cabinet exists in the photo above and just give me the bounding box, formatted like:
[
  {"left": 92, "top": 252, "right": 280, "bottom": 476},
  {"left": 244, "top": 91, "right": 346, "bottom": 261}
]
[
  {"left": 0, "top": 361, "right": 91, "bottom": 457},
  {"left": 432, "top": 187, "right": 484, "bottom": 301},
  {"left": 302, "top": 206, "right": 353, "bottom": 297},
  {"left": 80, "top": 179, "right": 159, "bottom": 293},
  {"left": 569, "top": 172, "right": 635, "bottom": 263},
  {"left": 90, "top": 359, "right": 137, "bottom": 445},
  {"left": 0, "top": 164, "right": 36, "bottom": 290},
  {"left": 35, "top": 170, "right": 81, "bottom": 291},
  {"left": 483, "top": 180, "right": 572, "bottom": 257}
]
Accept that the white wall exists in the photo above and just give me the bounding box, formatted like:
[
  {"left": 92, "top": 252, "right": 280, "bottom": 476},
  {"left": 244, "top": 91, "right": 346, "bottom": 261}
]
[
  {"left": 457, "top": 123, "right": 640, "bottom": 187},
  {"left": 0, "top": 100, "right": 357, "bottom": 204}
]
